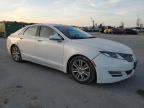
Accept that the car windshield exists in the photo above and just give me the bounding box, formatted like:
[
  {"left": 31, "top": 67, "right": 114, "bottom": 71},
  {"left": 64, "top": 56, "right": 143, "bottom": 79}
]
[{"left": 54, "top": 25, "right": 95, "bottom": 39}]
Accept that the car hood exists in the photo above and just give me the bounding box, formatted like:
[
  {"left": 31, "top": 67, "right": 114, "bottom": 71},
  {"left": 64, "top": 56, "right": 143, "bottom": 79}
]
[{"left": 72, "top": 38, "right": 133, "bottom": 54}]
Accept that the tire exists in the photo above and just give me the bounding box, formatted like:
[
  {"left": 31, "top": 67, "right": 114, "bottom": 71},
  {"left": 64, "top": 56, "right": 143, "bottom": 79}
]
[
  {"left": 69, "top": 56, "right": 96, "bottom": 84},
  {"left": 11, "top": 45, "right": 22, "bottom": 62}
]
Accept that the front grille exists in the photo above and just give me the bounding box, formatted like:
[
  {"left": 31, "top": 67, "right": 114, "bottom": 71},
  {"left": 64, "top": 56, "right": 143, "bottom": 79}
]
[
  {"left": 126, "top": 69, "right": 133, "bottom": 75},
  {"left": 119, "top": 53, "right": 133, "bottom": 62}
]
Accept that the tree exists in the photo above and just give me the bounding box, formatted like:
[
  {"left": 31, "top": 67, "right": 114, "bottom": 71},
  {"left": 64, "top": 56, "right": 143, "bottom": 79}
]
[
  {"left": 99, "top": 23, "right": 103, "bottom": 27},
  {"left": 120, "top": 21, "right": 125, "bottom": 28}
]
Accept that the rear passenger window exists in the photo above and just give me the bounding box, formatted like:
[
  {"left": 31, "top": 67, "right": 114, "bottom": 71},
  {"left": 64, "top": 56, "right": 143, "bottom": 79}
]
[
  {"left": 40, "top": 26, "right": 55, "bottom": 38},
  {"left": 24, "top": 26, "right": 37, "bottom": 36}
]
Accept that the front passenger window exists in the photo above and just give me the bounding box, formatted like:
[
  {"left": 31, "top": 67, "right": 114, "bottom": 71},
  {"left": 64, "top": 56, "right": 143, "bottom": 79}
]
[
  {"left": 49, "top": 32, "right": 62, "bottom": 40},
  {"left": 40, "top": 26, "right": 55, "bottom": 38}
]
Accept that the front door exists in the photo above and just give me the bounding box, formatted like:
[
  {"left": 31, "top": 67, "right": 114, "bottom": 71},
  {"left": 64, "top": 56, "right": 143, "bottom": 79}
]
[{"left": 37, "top": 26, "right": 64, "bottom": 70}]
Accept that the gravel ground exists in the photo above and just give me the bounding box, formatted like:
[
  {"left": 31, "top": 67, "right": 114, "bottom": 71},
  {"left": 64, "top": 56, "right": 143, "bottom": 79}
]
[{"left": 0, "top": 33, "right": 144, "bottom": 108}]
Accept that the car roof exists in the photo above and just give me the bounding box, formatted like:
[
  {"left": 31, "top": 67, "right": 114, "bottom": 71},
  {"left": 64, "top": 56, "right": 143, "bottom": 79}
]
[{"left": 29, "top": 23, "right": 73, "bottom": 27}]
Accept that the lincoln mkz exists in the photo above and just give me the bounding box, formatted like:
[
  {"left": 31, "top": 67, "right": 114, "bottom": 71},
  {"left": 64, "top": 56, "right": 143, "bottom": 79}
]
[{"left": 7, "top": 24, "right": 138, "bottom": 84}]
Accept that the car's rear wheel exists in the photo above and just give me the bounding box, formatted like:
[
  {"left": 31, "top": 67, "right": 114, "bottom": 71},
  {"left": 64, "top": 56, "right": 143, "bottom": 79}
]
[
  {"left": 69, "top": 56, "right": 96, "bottom": 84},
  {"left": 11, "top": 45, "right": 22, "bottom": 62}
]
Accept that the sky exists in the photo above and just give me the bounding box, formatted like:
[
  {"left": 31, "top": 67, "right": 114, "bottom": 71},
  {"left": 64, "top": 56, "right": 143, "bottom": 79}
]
[{"left": 0, "top": 0, "right": 144, "bottom": 27}]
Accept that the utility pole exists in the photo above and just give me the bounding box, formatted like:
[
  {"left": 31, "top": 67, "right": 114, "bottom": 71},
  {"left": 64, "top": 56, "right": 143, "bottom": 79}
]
[
  {"left": 90, "top": 18, "right": 95, "bottom": 29},
  {"left": 136, "top": 18, "right": 141, "bottom": 27}
]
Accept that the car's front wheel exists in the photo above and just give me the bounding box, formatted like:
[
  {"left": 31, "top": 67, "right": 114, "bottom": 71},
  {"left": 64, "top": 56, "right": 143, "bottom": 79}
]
[
  {"left": 11, "top": 45, "right": 22, "bottom": 62},
  {"left": 69, "top": 56, "right": 96, "bottom": 84}
]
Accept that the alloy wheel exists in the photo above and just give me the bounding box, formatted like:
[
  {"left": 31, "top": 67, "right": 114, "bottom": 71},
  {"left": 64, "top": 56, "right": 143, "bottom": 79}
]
[
  {"left": 11, "top": 46, "right": 21, "bottom": 62},
  {"left": 71, "top": 59, "right": 91, "bottom": 82}
]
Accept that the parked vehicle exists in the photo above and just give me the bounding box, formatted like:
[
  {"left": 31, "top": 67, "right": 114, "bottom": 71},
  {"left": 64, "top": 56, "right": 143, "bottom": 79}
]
[
  {"left": 7, "top": 24, "right": 137, "bottom": 84},
  {"left": 125, "top": 29, "right": 138, "bottom": 35},
  {"left": 140, "top": 28, "right": 144, "bottom": 32},
  {"left": 81, "top": 27, "right": 99, "bottom": 32},
  {"left": 99, "top": 26, "right": 105, "bottom": 33},
  {"left": 104, "top": 28, "right": 113, "bottom": 34},
  {"left": 113, "top": 28, "right": 125, "bottom": 34},
  {"left": 104, "top": 26, "right": 113, "bottom": 34}
]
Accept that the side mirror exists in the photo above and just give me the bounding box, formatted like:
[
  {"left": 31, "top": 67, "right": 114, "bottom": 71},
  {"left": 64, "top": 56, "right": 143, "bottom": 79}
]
[{"left": 49, "top": 34, "right": 64, "bottom": 42}]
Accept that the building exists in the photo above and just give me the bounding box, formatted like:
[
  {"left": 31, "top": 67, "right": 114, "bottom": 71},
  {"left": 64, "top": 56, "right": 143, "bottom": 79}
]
[{"left": 0, "top": 21, "right": 32, "bottom": 37}]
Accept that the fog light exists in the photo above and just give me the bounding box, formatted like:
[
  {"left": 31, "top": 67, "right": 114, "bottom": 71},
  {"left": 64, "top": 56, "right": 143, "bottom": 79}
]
[{"left": 109, "top": 71, "right": 122, "bottom": 77}]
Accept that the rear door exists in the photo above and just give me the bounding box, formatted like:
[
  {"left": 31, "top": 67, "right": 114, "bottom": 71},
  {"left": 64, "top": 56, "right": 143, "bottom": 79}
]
[{"left": 18, "top": 26, "right": 39, "bottom": 59}]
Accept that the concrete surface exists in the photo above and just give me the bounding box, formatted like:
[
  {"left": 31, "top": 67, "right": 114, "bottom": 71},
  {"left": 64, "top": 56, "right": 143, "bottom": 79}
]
[{"left": 0, "top": 33, "right": 144, "bottom": 108}]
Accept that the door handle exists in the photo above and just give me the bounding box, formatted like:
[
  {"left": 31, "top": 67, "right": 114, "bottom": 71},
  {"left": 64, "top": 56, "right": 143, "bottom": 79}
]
[
  {"left": 37, "top": 40, "right": 43, "bottom": 42},
  {"left": 20, "top": 37, "right": 23, "bottom": 40}
]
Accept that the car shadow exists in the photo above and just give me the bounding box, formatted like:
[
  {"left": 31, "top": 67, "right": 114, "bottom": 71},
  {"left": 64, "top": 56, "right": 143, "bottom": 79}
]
[
  {"left": 20, "top": 60, "right": 69, "bottom": 77},
  {"left": 18, "top": 60, "right": 138, "bottom": 90}
]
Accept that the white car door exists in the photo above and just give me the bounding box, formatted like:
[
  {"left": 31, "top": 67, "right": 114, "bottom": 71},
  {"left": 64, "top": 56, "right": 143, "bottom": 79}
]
[
  {"left": 37, "top": 26, "right": 64, "bottom": 70},
  {"left": 18, "top": 26, "right": 39, "bottom": 60}
]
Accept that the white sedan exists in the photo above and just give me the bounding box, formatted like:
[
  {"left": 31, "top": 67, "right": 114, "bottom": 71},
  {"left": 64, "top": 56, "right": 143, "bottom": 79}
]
[{"left": 7, "top": 24, "right": 137, "bottom": 84}]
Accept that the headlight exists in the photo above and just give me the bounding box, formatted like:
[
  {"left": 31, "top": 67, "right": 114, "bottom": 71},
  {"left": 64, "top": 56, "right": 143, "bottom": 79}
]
[{"left": 99, "top": 51, "right": 124, "bottom": 60}]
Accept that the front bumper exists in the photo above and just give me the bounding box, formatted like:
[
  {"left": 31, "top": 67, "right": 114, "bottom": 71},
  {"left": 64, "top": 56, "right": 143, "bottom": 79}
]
[{"left": 93, "top": 54, "right": 137, "bottom": 83}]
